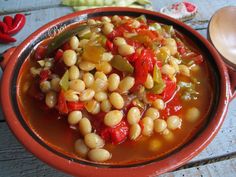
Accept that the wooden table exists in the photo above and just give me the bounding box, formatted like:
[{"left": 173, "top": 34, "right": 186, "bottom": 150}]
[{"left": 0, "top": 0, "right": 236, "bottom": 176}]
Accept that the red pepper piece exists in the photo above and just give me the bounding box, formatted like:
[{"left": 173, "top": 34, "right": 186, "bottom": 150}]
[
  {"left": 146, "top": 92, "right": 161, "bottom": 102},
  {"left": 192, "top": 55, "right": 203, "bottom": 64},
  {"left": 7, "top": 14, "right": 26, "bottom": 35},
  {"left": 176, "top": 41, "right": 186, "bottom": 55},
  {"left": 54, "top": 49, "right": 63, "bottom": 61},
  {"left": 181, "top": 52, "right": 204, "bottom": 65},
  {"left": 105, "top": 39, "right": 117, "bottom": 54},
  {"left": 0, "top": 32, "right": 16, "bottom": 43},
  {"left": 0, "top": 21, "right": 8, "bottom": 33},
  {"left": 101, "top": 120, "right": 129, "bottom": 144},
  {"left": 134, "top": 49, "right": 153, "bottom": 86},
  {"left": 61, "top": 42, "right": 71, "bottom": 51},
  {"left": 160, "top": 93, "right": 182, "bottom": 119},
  {"left": 39, "top": 69, "right": 51, "bottom": 83},
  {"left": 57, "top": 90, "right": 68, "bottom": 114},
  {"left": 34, "top": 45, "right": 47, "bottom": 60},
  {"left": 67, "top": 101, "right": 84, "bottom": 112},
  {"left": 161, "top": 76, "right": 177, "bottom": 102},
  {"left": 3, "top": 16, "right": 13, "bottom": 28},
  {"left": 90, "top": 112, "right": 107, "bottom": 134}
]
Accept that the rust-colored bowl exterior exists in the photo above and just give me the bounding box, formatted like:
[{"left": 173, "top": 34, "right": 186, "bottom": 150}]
[{"left": 0, "top": 7, "right": 232, "bottom": 177}]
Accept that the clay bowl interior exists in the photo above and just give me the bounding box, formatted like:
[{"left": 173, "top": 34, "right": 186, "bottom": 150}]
[
  {"left": 208, "top": 6, "right": 236, "bottom": 68},
  {"left": 1, "top": 8, "right": 230, "bottom": 176}
]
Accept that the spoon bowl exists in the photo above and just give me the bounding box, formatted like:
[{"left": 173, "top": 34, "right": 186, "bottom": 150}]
[{"left": 208, "top": 6, "right": 236, "bottom": 69}]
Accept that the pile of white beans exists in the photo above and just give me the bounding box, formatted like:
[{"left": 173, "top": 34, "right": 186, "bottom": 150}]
[{"left": 30, "top": 15, "right": 201, "bottom": 162}]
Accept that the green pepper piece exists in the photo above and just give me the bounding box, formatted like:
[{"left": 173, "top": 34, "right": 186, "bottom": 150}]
[
  {"left": 153, "top": 64, "right": 162, "bottom": 83},
  {"left": 46, "top": 24, "right": 98, "bottom": 56},
  {"left": 149, "top": 80, "right": 166, "bottom": 94},
  {"left": 110, "top": 55, "right": 134, "bottom": 74},
  {"left": 59, "top": 70, "right": 69, "bottom": 91},
  {"left": 162, "top": 25, "right": 175, "bottom": 35},
  {"left": 136, "top": 15, "right": 147, "bottom": 23},
  {"left": 150, "top": 23, "right": 162, "bottom": 32}
]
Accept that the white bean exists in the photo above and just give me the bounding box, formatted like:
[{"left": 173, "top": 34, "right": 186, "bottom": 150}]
[
  {"left": 108, "top": 73, "right": 120, "bottom": 91},
  {"left": 165, "top": 38, "right": 177, "bottom": 55},
  {"left": 84, "top": 133, "right": 104, "bottom": 149},
  {"left": 119, "top": 76, "right": 135, "bottom": 92},
  {"left": 145, "top": 107, "right": 160, "bottom": 120},
  {"left": 80, "top": 89, "right": 95, "bottom": 101},
  {"left": 154, "top": 119, "right": 167, "bottom": 133},
  {"left": 127, "top": 107, "right": 141, "bottom": 125},
  {"left": 64, "top": 89, "right": 79, "bottom": 102},
  {"left": 141, "top": 117, "right": 154, "bottom": 136},
  {"left": 101, "top": 99, "right": 112, "bottom": 112},
  {"left": 129, "top": 124, "right": 141, "bottom": 140},
  {"left": 69, "top": 36, "right": 79, "bottom": 50},
  {"left": 40, "top": 81, "right": 51, "bottom": 93},
  {"left": 109, "top": 92, "right": 124, "bottom": 109},
  {"left": 152, "top": 99, "right": 165, "bottom": 110},
  {"left": 118, "top": 44, "right": 135, "bottom": 56},
  {"left": 113, "top": 37, "right": 126, "bottom": 46},
  {"left": 179, "top": 65, "right": 190, "bottom": 77},
  {"left": 94, "top": 91, "right": 107, "bottom": 102},
  {"left": 79, "top": 117, "right": 92, "bottom": 136},
  {"left": 45, "top": 91, "right": 57, "bottom": 108},
  {"left": 167, "top": 115, "right": 182, "bottom": 130},
  {"left": 102, "top": 22, "right": 114, "bottom": 35},
  {"left": 68, "top": 111, "right": 82, "bottom": 125},
  {"left": 144, "top": 74, "right": 154, "bottom": 89},
  {"left": 91, "top": 78, "right": 108, "bottom": 92},
  {"left": 162, "top": 64, "right": 176, "bottom": 76},
  {"left": 148, "top": 139, "right": 162, "bottom": 152},
  {"left": 96, "top": 62, "right": 112, "bottom": 74},
  {"left": 68, "top": 65, "right": 80, "bottom": 80},
  {"left": 79, "top": 61, "right": 96, "bottom": 71},
  {"left": 104, "top": 110, "right": 123, "bottom": 127},
  {"left": 83, "top": 72, "right": 94, "bottom": 88},
  {"left": 94, "top": 71, "right": 107, "bottom": 81},
  {"left": 74, "top": 139, "right": 89, "bottom": 158},
  {"left": 101, "top": 16, "right": 111, "bottom": 23},
  {"left": 162, "top": 129, "right": 174, "bottom": 141},
  {"left": 69, "top": 79, "right": 85, "bottom": 92},
  {"left": 63, "top": 50, "right": 77, "bottom": 67},
  {"left": 112, "top": 15, "right": 121, "bottom": 23},
  {"left": 186, "top": 107, "right": 200, "bottom": 123},
  {"left": 85, "top": 99, "right": 100, "bottom": 114},
  {"left": 88, "top": 149, "right": 111, "bottom": 162},
  {"left": 102, "top": 52, "right": 113, "bottom": 62},
  {"left": 50, "top": 78, "right": 60, "bottom": 92}
]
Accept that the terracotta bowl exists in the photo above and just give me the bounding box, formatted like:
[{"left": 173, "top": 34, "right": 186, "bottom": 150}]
[{"left": 0, "top": 7, "right": 235, "bottom": 177}]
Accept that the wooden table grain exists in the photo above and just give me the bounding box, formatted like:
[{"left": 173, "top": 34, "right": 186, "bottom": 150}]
[{"left": 0, "top": 0, "right": 236, "bottom": 176}]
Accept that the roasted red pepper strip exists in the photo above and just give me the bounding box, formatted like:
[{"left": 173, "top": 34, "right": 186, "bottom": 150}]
[
  {"left": 0, "top": 32, "right": 16, "bottom": 43},
  {"left": 57, "top": 90, "right": 68, "bottom": 114},
  {"left": 3, "top": 16, "right": 13, "bottom": 28},
  {"left": 134, "top": 49, "right": 155, "bottom": 86},
  {"left": 39, "top": 69, "right": 51, "bottom": 83},
  {"left": 34, "top": 45, "right": 47, "bottom": 60},
  {"left": 161, "top": 76, "right": 177, "bottom": 102},
  {"left": 0, "top": 21, "right": 8, "bottom": 33},
  {"left": 101, "top": 120, "right": 129, "bottom": 144},
  {"left": 160, "top": 93, "right": 182, "bottom": 119},
  {"left": 7, "top": 14, "right": 26, "bottom": 35},
  {"left": 67, "top": 101, "right": 84, "bottom": 112},
  {"left": 54, "top": 49, "right": 64, "bottom": 61}
]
